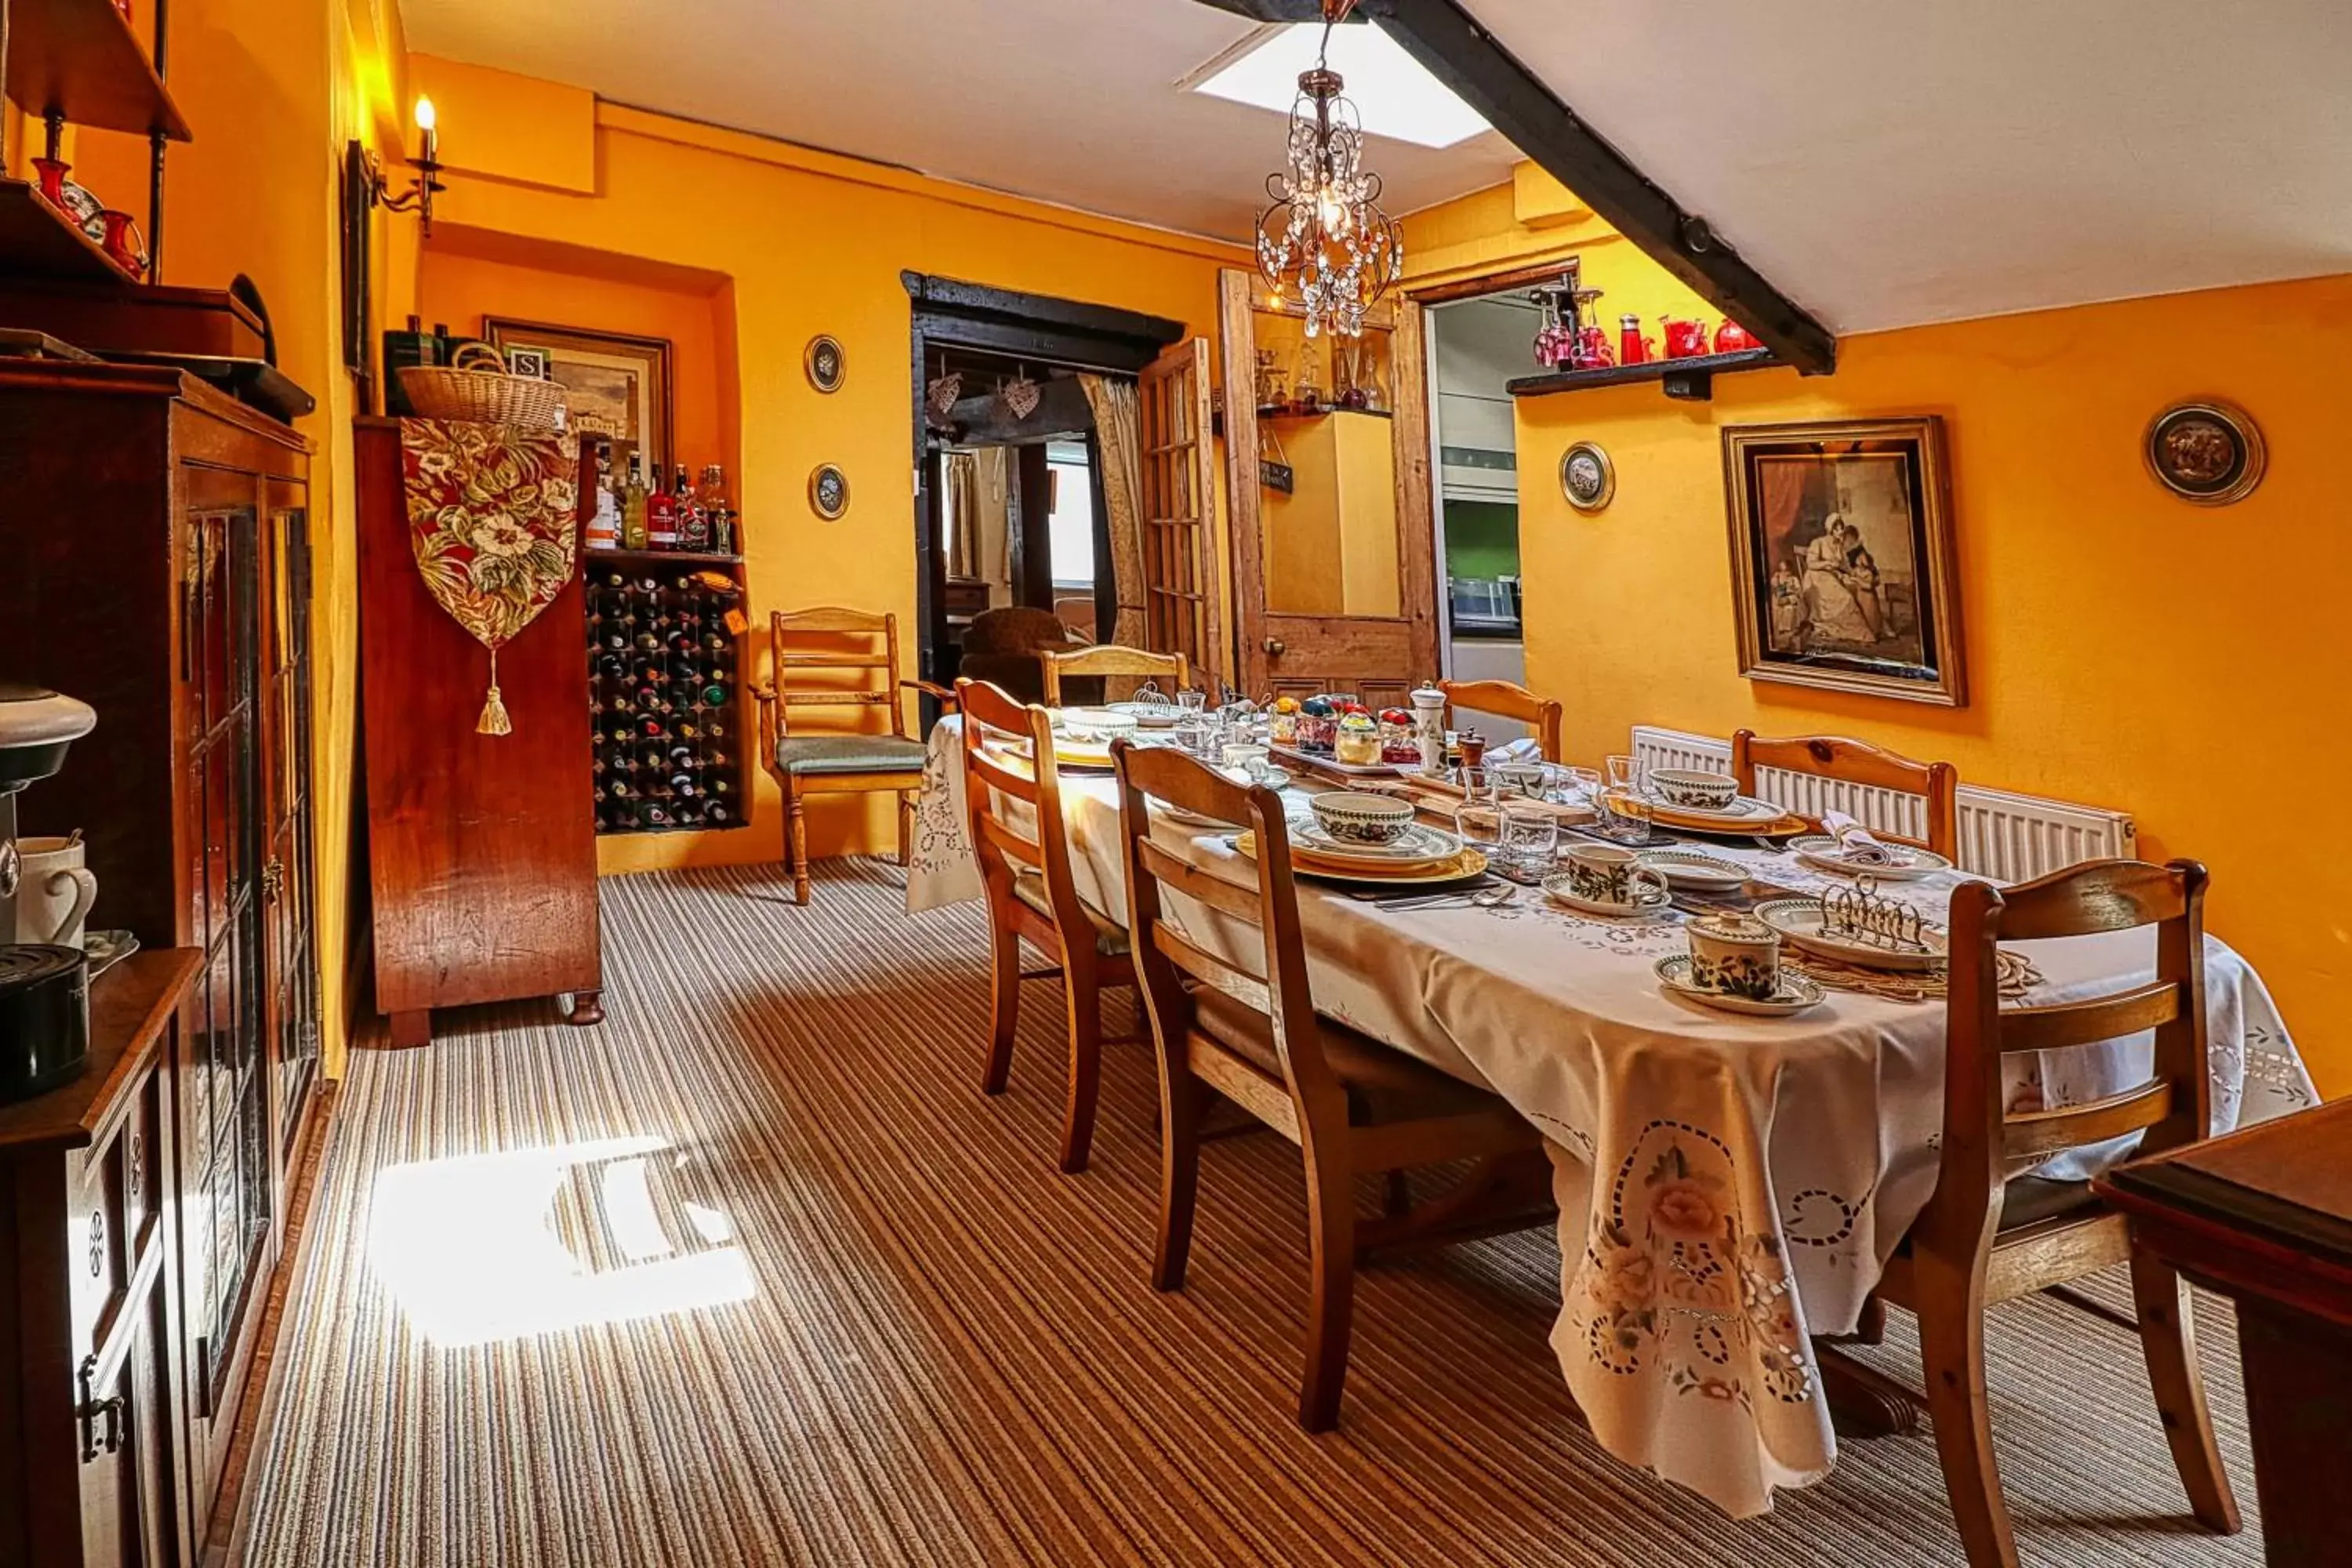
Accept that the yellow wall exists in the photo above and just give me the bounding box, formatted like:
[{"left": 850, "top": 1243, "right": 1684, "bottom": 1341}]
[
  {"left": 412, "top": 60, "right": 1248, "bottom": 875},
  {"left": 25, "top": 0, "right": 412, "bottom": 1078}
]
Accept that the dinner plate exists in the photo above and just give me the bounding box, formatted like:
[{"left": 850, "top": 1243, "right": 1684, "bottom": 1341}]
[
  {"left": 1635, "top": 848, "right": 1751, "bottom": 890},
  {"left": 1109, "top": 701, "right": 1184, "bottom": 729},
  {"left": 1601, "top": 792, "right": 1809, "bottom": 837},
  {"left": 1290, "top": 821, "right": 1461, "bottom": 867},
  {"left": 1541, "top": 876, "right": 1675, "bottom": 921},
  {"left": 1642, "top": 793, "right": 1787, "bottom": 826},
  {"left": 1232, "top": 831, "right": 1489, "bottom": 887},
  {"left": 1654, "top": 956, "right": 1826, "bottom": 1017},
  {"left": 1788, "top": 835, "right": 1953, "bottom": 881},
  {"left": 1155, "top": 768, "right": 1298, "bottom": 829},
  {"left": 1754, "top": 897, "right": 1948, "bottom": 972},
  {"left": 1052, "top": 706, "right": 1140, "bottom": 738}
]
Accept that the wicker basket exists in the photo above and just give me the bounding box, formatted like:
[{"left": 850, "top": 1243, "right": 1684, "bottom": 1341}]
[{"left": 398, "top": 341, "right": 569, "bottom": 430}]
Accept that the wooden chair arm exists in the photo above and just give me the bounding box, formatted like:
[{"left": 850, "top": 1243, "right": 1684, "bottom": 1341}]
[
  {"left": 903, "top": 679, "right": 958, "bottom": 710},
  {"left": 753, "top": 683, "right": 779, "bottom": 773}
]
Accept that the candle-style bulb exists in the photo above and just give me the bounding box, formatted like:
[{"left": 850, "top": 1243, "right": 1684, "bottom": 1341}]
[
  {"left": 415, "top": 95, "right": 438, "bottom": 165},
  {"left": 414, "top": 96, "right": 437, "bottom": 133}
]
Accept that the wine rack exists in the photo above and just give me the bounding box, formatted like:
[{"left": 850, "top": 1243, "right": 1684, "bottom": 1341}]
[{"left": 584, "top": 550, "right": 752, "bottom": 834}]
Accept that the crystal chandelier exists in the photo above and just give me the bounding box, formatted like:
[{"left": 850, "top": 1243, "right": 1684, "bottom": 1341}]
[{"left": 1255, "top": 1, "right": 1403, "bottom": 339}]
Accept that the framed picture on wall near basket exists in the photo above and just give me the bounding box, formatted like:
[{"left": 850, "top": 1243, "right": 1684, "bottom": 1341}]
[
  {"left": 485, "top": 318, "right": 674, "bottom": 475},
  {"left": 1722, "top": 416, "right": 1966, "bottom": 706}
]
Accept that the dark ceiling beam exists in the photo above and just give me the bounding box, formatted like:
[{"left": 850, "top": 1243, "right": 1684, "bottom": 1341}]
[
  {"left": 1192, "top": 0, "right": 1362, "bottom": 20},
  {"left": 1353, "top": 0, "right": 1837, "bottom": 375}
]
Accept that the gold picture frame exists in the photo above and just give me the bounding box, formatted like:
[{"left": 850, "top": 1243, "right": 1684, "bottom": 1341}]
[
  {"left": 809, "top": 463, "right": 850, "bottom": 521},
  {"left": 804, "top": 334, "right": 846, "bottom": 394},
  {"left": 1722, "top": 416, "right": 1966, "bottom": 707},
  {"left": 484, "top": 318, "right": 673, "bottom": 476},
  {"left": 2145, "top": 399, "right": 2264, "bottom": 506},
  {"left": 1559, "top": 440, "right": 1615, "bottom": 513}
]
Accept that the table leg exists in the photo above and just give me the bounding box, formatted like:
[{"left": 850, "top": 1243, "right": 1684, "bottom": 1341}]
[{"left": 2238, "top": 1298, "right": 2352, "bottom": 1566}]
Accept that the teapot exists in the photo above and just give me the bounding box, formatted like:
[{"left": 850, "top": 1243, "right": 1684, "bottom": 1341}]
[
  {"left": 1661, "top": 317, "right": 1711, "bottom": 360},
  {"left": 1713, "top": 319, "right": 1762, "bottom": 354}
]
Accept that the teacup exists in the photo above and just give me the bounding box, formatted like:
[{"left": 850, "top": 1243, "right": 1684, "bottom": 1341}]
[
  {"left": 1650, "top": 768, "right": 1740, "bottom": 811},
  {"left": 16, "top": 835, "right": 96, "bottom": 949},
  {"left": 1311, "top": 791, "right": 1414, "bottom": 845},
  {"left": 1686, "top": 912, "right": 1782, "bottom": 1000},
  {"left": 1491, "top": 761, "right": 1549, "bottom": 798},
  {"left": 1556, "top": 843, "right": 1668, "bottom": 909}
]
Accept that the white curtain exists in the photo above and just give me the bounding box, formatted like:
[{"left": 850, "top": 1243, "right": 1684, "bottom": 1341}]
[{"left": 1077, "top": 375, "right": 1148, "bottom": 648}]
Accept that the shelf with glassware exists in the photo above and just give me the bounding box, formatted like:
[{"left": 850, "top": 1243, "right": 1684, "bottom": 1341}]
[{"left": 581, "top": 445, "right": 753, "bottom": 834}]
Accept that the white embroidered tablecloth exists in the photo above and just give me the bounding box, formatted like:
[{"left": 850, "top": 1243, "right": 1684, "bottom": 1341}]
[{"left": 905, "top": 719, "right": 2317, "bottom": 1517}]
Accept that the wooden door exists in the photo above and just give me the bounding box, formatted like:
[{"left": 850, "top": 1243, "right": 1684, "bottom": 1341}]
[
  {"left": 1218, "top": 268, "right": 1437, "bottom": 710},
  {"left": 260, "top": 483, "right": 321, "bottom": 1168},
  {"left": 1136, "top": 337, "right": 1225, "bottom": 692}
]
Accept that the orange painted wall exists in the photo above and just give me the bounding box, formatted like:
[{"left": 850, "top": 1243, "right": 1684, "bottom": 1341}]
[{"left": 410, "top": 63, "right": 1249, "bottom": 877}]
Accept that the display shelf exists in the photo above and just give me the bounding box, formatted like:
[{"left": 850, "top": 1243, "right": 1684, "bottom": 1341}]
[
  {"left": 584, "top": 545, "right": 746, "bottom": 567},
  {"left": 584, "top": 554, "right": 755, "bottom": 836},
  {"left": 1506, "top": 347, "right": 1780, "bottom": 403},
  {"left": 0, "top": 177, "right": 141, "bottom": 283},
  {"left": 4, "top": 0, "right": 192, "bottom": 140},
  {"left": 1258, "top": 403, "right": 1393, "bottom": 421}
]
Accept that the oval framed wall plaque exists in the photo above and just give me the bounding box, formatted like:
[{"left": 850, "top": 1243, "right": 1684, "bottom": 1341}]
[
  {"left": 2145, "top": 400, "right": 2264, "bottom": 506},
  {"left": 804, "top": 334, "right": 846, "bottom": 394},
  {"left": 809, "top": 463, "right": 851, "bottom": 520},
  {"left": 1559, "top": 440, "right": 1616, "bottom": 513}
]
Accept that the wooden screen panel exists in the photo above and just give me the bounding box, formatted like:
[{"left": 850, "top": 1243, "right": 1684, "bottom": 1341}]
[{"left": 1138, "top": 338, "right": 1224, "bottom": 692}]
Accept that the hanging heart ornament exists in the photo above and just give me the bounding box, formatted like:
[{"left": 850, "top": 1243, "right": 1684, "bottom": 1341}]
[
  {"left": 1001, "top": 374, "right": 1041, "bottom": 420},
  {"left": 926, "top": 370, "right": 963, "bottom": 417}
]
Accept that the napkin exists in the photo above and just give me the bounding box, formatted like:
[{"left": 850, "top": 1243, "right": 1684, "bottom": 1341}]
[
  {"left": 1487, "top": 738, "right": 1545, "bottom": 764},
  {"left": 1821, "top": 810, "right": 1896, "bottom": 866}
]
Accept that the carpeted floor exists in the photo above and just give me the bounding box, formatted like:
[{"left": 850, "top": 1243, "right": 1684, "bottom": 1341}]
[{"left": 234, "top": 860, "right": 2265, "bottom": 1566}]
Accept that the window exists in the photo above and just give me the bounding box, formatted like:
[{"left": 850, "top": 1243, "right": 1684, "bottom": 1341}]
[{"left": 1047, "top": 441, "right": 1097, "bottom": 590}]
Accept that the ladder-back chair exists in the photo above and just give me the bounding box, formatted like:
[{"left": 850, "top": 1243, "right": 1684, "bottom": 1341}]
[
  {"left": 1040, "top": 644, "right": 1190, "bottom": 706},
  {"left": 1439, "top": 678, "right": 1562, "bottom": 761},
  {"left": 1111, "top": 739, "right": 1552, "bottom": 1432},
  {"left": 1732, "top": 729, "right": 1959, "bottom": 857},
  {"left": 1872, "top": 859, "right": 2239, "bottom": 1566},
  {"left": 956, "top": 678, "right": 1140, "bottom": 1174}
]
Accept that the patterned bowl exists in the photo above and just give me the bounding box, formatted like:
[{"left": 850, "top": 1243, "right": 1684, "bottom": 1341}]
[
  {"left": 1309, "top": 791, "right": 1415, "bottom": 845},
  {"left": 1650, "top": 768, "right": 1740, "bottom": 811}
]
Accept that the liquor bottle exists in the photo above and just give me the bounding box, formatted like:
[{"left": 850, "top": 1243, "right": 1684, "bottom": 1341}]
[
  {"left": 675, "top": 465, "right": 711, "bottom": 552},
  {"left": 587, "top": 440, "right": 622, "bottom": 550},
  {"left": 647, "top": 464, "right": 680, "bottom": 549},
  {"left": 701, "top": 465, "right": 735, "bottom": 555},
  {"left": 621, "top": 455, "right": 651, "bottom": 550}
]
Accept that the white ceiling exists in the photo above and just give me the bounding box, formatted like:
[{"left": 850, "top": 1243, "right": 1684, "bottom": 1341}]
[
  {"left": 397, "top": 0, "right": 1523, "bottom": 243},
  {"left": 1463, "top": 0, "right": 2352, "bottom": 333}
]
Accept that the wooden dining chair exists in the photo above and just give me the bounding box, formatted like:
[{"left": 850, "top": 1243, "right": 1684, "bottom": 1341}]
[
  {"left": 1870, "top": 859, "right": 2239, "bottom": 1568},
  {"left": 1110, "top": 739, "right": 1552, "bottom": 1432},
  {"left": 1039, "top": 644, "right": 1191, "bottom": 706},
  {"left": 1439, "top": 677, "right": 1562, "bottom": 761},
  {"left": 1731, "top": 730, "right": 1959, "bottom": 857},
  {"left": 956, "top": 677, "right": 1142, "bottom": 1174},
  {"left": 755, "top": 607, "right": 951, "bottom": 906}
]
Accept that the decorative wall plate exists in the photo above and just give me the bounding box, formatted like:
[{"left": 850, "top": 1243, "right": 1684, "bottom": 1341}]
[
  {"left": 2146, "top": 399, "right": 2264, "bottom": 506},
  {"left": 809, "top": 463, "right": 850, "bottom": 521},
  {"left": 1560, "top": 440, "right": 1615, "bottom": 512},
  {"left": 804, "top": 335, "right": 845, "bottom": 394}
]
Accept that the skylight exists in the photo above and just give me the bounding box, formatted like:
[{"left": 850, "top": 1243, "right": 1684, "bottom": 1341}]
[{"left": 1189, "top": 23, "right": 1493, "bottom": 151}]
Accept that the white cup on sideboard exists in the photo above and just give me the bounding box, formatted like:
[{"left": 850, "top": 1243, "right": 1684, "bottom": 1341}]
[{"left": 18, "top": 835, "right": 97, "bottom": 949}]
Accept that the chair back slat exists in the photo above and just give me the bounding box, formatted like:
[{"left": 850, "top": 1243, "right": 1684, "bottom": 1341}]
[
  {"left": 1042, "top": 644, "right": 1190, "bottom": 705},
  {"left": 1997, "top": 980, "right": 2181, "bottom": 1054},
  {"left": 1439, "top": 678, "right": 1561, "bottom": 762},
  {"left": 2002, "top": 1080, "right": 2174, "bottom": 1163},
  {"left": 1987, "top": 858, "right": 2188, "bottom": 940},
  {"left": 1136, "top": 839, "right": 1265, "bottom": 924},
  {"left": 769, "top": 607, "right": 910, "bottom": 741},
  {"left": 1731, "top": 729, "right": 1958, "bottom": 857},
  {"left": 975, "top": 811, "right": 1046, "bottom": 874},
  {"left": 958, "top": 678, "right": 1093, "bottom": 935},
  {"left": 1152, "top": 924, "right": 1274, "bottom": 1014}
]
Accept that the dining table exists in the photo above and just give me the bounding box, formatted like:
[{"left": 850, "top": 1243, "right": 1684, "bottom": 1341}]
[{"left": 903, "top": 717, "right": 2318, "bottom": 1519}]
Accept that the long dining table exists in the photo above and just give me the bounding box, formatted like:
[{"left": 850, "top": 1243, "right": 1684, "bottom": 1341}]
[{"left": 903, "top": 718, "right": 2317, "bottom": 1519}]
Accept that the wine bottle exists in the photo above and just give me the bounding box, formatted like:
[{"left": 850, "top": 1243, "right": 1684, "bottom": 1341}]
[{"left": 621, "top": 455, "right": 650, "bottom": 551}]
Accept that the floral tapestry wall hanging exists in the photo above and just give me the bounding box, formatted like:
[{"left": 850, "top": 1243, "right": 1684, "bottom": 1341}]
[{"left": 401, "top": 419, "right": 581, "bottom": 735}]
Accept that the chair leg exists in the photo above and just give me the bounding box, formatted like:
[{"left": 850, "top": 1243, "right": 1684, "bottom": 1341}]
[
  {"left": 786, "top": 779, "right": 811, "bottom": 906},
  {"left": 2130, "top": 1247, "right": 2242, "bottom": 1534},
  {"left": 1057, "top": 956, "right": 1105, "bottom": 1174},
  {"left": 1298, "top": 1143, "right": 1359, "bottom": 1433},
  {"left": 1915, "top": 1276, "right": 2020, "bottom": 1568},
  {"left": 980, "top": 891, "right": 1021, "bottom": 1098},
  {"left": 1854, "top": 1292, "right": 1887, "bottom": 1346},
  {"left": 1152, "top": 1065, "right": 1206, "bottom": 1293},
  {"left": 897, "top": 789, "right": 914, "bottom": 868}
]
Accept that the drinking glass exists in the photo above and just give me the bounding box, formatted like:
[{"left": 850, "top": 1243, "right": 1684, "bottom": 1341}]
[
  {"left": 1176, "top": 686, "right": 1208, "bottom": 716},
  {"left": 1559, "top": 765, "right": 1603, "bottom": 806},
  {"left": 1454, "top": 801, "right": 1504, "bottom": 862},
  {"left": 1605, "top": 753, "right": 1649, "bottom": 797},
  {"left": 1173, "top": 715, "right": 1214, "bottom": 757},
  {"left": 1596, "top": 787, "right": 1653, "bottom": 846},
  {"left": 1456, "top": 765, "right": 1497, "bottom": 806},
  {"left": 1497, "top": 800, "right": 1559, "bottom": 884}
]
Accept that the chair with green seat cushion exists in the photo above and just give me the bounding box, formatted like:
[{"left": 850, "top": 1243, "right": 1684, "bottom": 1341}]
[{"left": 753, "top": 606, "right": 952, "bottom": 906}]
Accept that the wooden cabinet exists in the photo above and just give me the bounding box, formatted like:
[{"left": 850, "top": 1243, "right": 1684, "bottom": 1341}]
[
  {"left": 0, "top": 361, "right": 320, "bottom": 1562},
  {"left": 0, "top": 952, "right": 200, "bottom": 1568}
]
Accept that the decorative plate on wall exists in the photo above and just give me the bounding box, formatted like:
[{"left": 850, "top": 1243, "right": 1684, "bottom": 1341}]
[
  {"left": 809, "top": 463, "right": 850, "bottom": 521},
  {"left": 804, "top": 335, "right": 846, "bottom": 394},
  {"left": 2146, "top": 400, "right": 2264, "bottom": 506},
  {"left": 1560, "top": 441, "right": 1615, "bottom": 513}
]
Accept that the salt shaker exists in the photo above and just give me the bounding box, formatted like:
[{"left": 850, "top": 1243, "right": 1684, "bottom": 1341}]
[{"left": 1410, "top": 686, "right": 1446, "bottom": 776}]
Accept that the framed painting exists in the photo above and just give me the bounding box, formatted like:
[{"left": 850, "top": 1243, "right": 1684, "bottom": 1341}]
[
  {"left": 1722, "top": 416, "right": 1965, "bottom": 706},
  {"left": 484, "top": 318, "right": 673, "bottom": 475}
]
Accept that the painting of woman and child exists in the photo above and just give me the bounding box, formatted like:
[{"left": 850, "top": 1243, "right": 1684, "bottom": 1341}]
[{"left": 1723, "top": 418, "right": 1966, "bottom": 706}]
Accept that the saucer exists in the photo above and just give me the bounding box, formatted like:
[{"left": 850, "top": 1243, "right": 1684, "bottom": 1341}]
[
  {"left": 1654, "top": 955, "right": 1826, "bottom": 1017},
  {"left": 1542, "top": 877, "right": 1675, "bottom": 920},
  {"left": 1788, "top": 835, "right": 1952, "bottom": 881},
  {"left": 1635, "top": 848, "right": 1751, "bottom": 890},
  {"left": 1755, "top": 897, "right": 1948, "bottom": 973}
]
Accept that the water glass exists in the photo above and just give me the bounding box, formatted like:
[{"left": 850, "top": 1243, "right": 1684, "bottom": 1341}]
[
  {"left": 1454, "top": 801, "right": 1504, "bottom": 860},
  {"left": 1173, "top": 715, "right": 1214, "bottom": 757},
  {"left": 1595, "top": 787, "right": 1653, "bottom": 846},
  {"left": 1605, "top": 753, "right": 1649, "bottom": 797},
  {"left": 1559, "top": 765, "right": 1603, "bottom": 806},
  {"left": 1456, "top": 765, "right": 1497, "bottom": 806},
  {"left": 1497, "top": 800, "right": 1559, "bottom": 884},
  {"left": 1177, "top": 686, "right": 1208, "bottom": 716}
]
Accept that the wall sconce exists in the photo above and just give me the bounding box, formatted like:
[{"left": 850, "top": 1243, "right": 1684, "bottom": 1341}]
[{"left": 356, "top": 96, "right": 445, "bottom": 236}]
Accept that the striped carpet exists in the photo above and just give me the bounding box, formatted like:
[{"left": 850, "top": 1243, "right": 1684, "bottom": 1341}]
[{"left": 235, "top": 859, "right": 2266, "bottom": 1566}]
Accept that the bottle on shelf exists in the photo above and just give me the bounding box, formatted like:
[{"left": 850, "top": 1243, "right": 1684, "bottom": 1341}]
[
  {"left": 647, "top": 464, "right": 680, "bottom": 549},
  {"left": 621, "top": 454, "right": 651, "bottom": 550},
  {"left": 701, "top": 465, "right": 735, "bottom": 555},
  {"left": 676, "top": 465, "right": 711, "bottom": 552},
  {"left": 587, "top": 440, "right": 622, "bottom": 550}
]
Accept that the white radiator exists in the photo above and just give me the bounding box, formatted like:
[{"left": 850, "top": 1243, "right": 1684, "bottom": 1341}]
[{"left": 1629, "top": 726, "right": 2136, "bottom": 882}]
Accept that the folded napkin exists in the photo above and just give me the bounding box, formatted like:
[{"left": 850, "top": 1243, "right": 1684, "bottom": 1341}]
[
  {"left": 1487, "top": 737, "right": 1545, "bottom": 765},
  {"left": 1821, "top": 810, "right": 1896, "bottom": 866}
]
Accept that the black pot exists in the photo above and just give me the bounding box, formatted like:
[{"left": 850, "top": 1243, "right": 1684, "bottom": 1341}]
[{"left": 0, "top": 945, "right": 90, "bottom": 1104}]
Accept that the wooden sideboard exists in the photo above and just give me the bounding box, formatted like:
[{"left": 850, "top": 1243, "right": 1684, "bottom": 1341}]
[
  {"left": 353, "top": 419, "right": 602, "bottom": 1045},
  {"left": 0, "top": 359, "right": 323, "bottom": 1562}
]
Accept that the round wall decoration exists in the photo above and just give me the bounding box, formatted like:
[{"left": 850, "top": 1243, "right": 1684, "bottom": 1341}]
[
  {"left": 1559, "top": 441, "right": 1616, "bottom": 513},
  {"left": 809, "top": 463, "right": 851, "bottom": 521},
  {"left": 2145, "top": 399, "right": 2264, "bottom": 506},
  {"left": 804, "top": 335, "right": 846, "bottom": 394}
]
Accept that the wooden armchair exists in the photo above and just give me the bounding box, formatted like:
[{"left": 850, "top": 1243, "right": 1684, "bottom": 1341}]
[
  {"left": 1110, "top": 740, "right": 1552, "bottom": 1432},
  {"left": 1040, "top": 644, "right": 1190, "bottom": 706},
  {"left": 957, "top": 678, "right": 1139, "bottom": 1174},
  {"left": 1731, "top": 730, "right": 1958, "bottom": 857},
  {"left": 754, "top": 607, "right": 952, "bottom": 905},
  {"left": 1439, "top": 678, "right": 1561, "bottom": 760},
  {"left": 1871, "top": 860, "right": 2238, "bottom": 1566}
]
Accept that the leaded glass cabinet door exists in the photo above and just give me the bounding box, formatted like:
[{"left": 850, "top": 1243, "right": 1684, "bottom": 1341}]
[{"left": 263, "top": 485, "right": 321, "bottom": 1160}]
